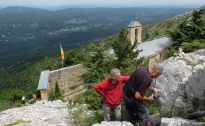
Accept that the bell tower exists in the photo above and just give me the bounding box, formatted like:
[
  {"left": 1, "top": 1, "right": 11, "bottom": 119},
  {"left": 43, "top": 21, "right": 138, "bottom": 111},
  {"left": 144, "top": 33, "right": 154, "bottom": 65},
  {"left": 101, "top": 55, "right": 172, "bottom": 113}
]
[{"left": 127, "top": 20, "right": 142, "bottom": 45}]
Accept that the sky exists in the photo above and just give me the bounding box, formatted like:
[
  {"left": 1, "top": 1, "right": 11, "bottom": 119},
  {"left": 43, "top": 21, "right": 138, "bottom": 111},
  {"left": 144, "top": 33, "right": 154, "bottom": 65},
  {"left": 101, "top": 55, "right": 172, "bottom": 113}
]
[{"left": 0, "top": 0, "right": 204, "bottom": 8}]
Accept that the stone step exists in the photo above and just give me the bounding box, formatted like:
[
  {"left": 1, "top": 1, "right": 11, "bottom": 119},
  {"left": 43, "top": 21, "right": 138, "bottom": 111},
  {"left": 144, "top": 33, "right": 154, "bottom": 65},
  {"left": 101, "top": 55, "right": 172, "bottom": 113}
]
[
  {"left": 67, "top": 83, "right": 84, "bottom": 89},
  {"left": 63, "top": 85, "right": 87, "bottom": 98},
  {"left": 57, "top": 83, "right": 84, "bottom": 92}
]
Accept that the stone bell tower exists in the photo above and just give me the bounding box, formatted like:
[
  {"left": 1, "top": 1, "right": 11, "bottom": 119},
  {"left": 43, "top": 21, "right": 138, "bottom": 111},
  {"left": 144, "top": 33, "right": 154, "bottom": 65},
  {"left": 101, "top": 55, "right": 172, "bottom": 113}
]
[{"left": 127, "top": 20, "right": 142, "bottom": 45}]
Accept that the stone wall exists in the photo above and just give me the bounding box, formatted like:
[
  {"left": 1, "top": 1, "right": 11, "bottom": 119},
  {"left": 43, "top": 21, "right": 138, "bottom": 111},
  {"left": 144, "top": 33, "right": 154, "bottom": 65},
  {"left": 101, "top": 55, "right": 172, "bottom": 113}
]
[
  {"left": 40, "top": 89, "right": 48, "bottom": 100},
  {"left": 143, "top": 51, "right": 165, "bottom": 67},
  {"left": 48, "top": 64, "right": 87, "bottom": 100},
  {"left": 148, "top": 53, "right": 161, "bottom": 66}
]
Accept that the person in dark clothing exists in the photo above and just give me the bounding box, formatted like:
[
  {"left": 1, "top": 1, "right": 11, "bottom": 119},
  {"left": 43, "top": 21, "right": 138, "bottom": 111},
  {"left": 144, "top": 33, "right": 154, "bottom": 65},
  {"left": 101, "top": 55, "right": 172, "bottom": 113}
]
[{"left": 123, "top": 63, "right": 163, "bottom": 126}]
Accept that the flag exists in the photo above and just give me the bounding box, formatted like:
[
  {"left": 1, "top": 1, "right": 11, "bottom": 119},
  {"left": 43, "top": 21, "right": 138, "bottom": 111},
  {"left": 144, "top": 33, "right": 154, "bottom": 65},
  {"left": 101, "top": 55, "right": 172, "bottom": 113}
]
[{"left": 60, "top": 44, "right": 64, "bottom": 61}]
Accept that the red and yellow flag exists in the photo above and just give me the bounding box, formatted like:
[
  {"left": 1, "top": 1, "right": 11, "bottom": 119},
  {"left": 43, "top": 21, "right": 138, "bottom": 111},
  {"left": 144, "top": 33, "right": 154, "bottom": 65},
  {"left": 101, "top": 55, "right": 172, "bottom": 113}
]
[{"left": 60, "top": 44, "right": 64, "bottom": 61}]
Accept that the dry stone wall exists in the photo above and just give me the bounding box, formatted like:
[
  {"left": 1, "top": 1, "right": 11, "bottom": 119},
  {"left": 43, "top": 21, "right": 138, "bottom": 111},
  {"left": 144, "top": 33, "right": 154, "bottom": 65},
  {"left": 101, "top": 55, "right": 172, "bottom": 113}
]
[{"left": 48, "top": 64, "right": 87, "bottom": 100}]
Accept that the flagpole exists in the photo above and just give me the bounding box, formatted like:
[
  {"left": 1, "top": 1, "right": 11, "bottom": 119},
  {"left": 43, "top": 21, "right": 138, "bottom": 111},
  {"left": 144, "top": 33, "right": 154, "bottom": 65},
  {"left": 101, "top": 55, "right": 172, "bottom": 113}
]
[{"left": 62, "top": 60, "right": 64, "bottom": 68}]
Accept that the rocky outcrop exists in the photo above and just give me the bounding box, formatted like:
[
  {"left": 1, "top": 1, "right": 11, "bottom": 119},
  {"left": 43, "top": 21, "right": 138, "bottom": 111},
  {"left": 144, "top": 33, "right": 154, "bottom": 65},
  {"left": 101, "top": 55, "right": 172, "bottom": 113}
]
[
  {"left": 92, "top": 121, "right": 134, "bottom": 126},
  {"left": 161, "top": 118, "right": 205, "bottom": 126},
  {"left": 91, "top": 119, "right": 205, "bottom": 126},
  {"left": 0, "top": 100, "right": 97, "bottom": 126},
  {"left": 156, "top": 49, "right": 205, "bottom": 116},
  {"left": 0, "top": 100, "right": 72, "bottom": 126}
]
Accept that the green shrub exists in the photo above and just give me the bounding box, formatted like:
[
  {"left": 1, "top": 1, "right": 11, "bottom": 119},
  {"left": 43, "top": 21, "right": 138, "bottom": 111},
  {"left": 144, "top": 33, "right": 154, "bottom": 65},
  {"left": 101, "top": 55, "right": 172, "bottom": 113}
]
[
  {"left": 147, "top": 102, "right": 158, "bottom": 115},
  {"left": 75, "top": 89, "right": 102, "bottom": 110},
  {"left": 64, "top": 50, "right": 88, "bottom": 66},
  {"left": 111, "top": 28, "right": 141, "bottom": 75},
  {"left": 49, "top": 82, "right": 63, "bottom": 101},
  {"left": 0, "top": 101, "right": 13, "bottom": 112},
  {"left": 83, "top": 43, "right": 113, "bottom": 84},
  {"left": 69, "top": 103, "right": 103, "bottom": 126},
  {"left": 181, "top": 39, "right": 205, "bottom": 52},
  {"left": 11, "top": 89, "right": 24, "bottom": 102},
  {"left": 169, "top": 9, "right": 205, "bottom": 52},
  {"left": 84, "top": 111, "right": 103, "bottom": 126},
  {"left": 163, "top": 48, "right": 176, "bottom": 59}
]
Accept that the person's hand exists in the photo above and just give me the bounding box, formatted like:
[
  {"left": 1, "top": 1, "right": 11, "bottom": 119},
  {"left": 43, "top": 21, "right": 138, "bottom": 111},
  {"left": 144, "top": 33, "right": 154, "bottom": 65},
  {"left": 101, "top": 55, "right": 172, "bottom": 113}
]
[
  {"left": 149, "top": 95, "right": 154, "bottom": 101},
  {"left": 153, "top": 88, "right": 163, "bottom": 94}
]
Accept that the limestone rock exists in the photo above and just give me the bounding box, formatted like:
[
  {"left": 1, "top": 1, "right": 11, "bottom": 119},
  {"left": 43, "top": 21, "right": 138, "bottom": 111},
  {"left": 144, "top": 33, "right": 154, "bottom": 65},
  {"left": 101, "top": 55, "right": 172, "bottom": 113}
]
[
  {"left": 161, "top": 118, "right": 205, "bottom": 126},
  {"left": 0, "top": 100, "right": 73, "bottom": 126},
  {"left": 156, "top": 49, "right": 205, "bottom": 115},
  {"left": 92, "top": 121, "right": 134, "bottom": 126}
]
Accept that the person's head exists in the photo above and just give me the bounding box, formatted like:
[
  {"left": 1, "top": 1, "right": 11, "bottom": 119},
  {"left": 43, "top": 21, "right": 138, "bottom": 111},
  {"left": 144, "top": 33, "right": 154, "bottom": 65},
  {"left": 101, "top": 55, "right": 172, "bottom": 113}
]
[
  {"left": 149, "top": 63, "right": 164, "bottom": 78},
  {"left": 110, "top": 68, "right": 121, "bottom": 84},
  {"left": 32, "top": 94, "right": 37, "bottom": 100}
]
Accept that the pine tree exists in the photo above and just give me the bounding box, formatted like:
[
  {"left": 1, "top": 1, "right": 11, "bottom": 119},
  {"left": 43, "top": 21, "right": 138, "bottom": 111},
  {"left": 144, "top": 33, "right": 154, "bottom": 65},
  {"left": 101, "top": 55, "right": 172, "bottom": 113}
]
[
  {"left": 55, "top": 82, "right": 61, "bottom": 98},
  {"left": 192, "top": 9, "right": 205, "bottom": 27},
  {"left": 112, "top": 28, "right": 140, "bottom": 74},
  {"left": 169, "top": 8, "right": 205, "bottom": 52},
  {"left": 84, "top": 43, "right": 114, "bottom": 84}
]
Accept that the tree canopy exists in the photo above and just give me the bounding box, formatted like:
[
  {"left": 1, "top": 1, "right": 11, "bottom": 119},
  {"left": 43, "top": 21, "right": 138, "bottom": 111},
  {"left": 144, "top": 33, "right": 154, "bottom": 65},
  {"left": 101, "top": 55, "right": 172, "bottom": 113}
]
[{"left": 169, "top": 9, "right": 205, "bottom": 52}]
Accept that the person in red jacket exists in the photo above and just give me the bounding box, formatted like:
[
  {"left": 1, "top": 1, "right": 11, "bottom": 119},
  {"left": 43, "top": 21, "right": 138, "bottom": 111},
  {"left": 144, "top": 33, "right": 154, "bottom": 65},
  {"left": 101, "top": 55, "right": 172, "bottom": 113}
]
[{"left": 93, "top": 68, "right": 129, "bottom": 121}]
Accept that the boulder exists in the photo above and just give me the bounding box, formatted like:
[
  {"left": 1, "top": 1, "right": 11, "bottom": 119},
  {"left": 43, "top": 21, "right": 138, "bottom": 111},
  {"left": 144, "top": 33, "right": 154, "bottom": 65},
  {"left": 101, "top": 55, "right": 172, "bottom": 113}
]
[
  {"left": 161, "top": 118, "right": 205, "bottom": 126},
  {"left": 91, "top": 121, "right": 134, "bottom": 126},
  {"left": 156, "top": 49, "right": 205, "bottom": 116}
]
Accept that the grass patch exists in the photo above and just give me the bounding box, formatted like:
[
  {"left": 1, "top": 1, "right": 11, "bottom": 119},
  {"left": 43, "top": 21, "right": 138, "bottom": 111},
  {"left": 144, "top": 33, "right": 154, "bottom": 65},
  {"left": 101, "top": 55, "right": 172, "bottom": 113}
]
[
  {"left": 68, "top": 103, "right": 103, "bottom": 126},
  {"left": 5, "top": 119, "right": 30, "bottom": 126},
  {"left": 147, "top": 102, "right": 158, "bottom": 115},
  {"left": 73, "top": 110, "right": 103, "bottom": 126}
]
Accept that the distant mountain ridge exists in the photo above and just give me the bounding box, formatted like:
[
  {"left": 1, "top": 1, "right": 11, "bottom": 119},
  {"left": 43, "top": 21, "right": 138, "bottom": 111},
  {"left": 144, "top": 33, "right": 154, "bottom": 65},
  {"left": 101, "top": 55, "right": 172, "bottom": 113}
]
[
  {"left": 0, "top": 6, "right": 193, "bottom": 67},
  {"left": 201, "top": 5, "right": 205, "bottom": 9},
  {"left": 0, "top": 6, "right": 47, "bottom": 13}
]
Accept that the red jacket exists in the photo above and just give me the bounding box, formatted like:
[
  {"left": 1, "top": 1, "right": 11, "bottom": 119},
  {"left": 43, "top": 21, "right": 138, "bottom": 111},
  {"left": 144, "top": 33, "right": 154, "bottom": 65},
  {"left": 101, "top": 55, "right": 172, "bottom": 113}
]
[{"left": 93, "top": 76, "right": 129, "bottom": 106}]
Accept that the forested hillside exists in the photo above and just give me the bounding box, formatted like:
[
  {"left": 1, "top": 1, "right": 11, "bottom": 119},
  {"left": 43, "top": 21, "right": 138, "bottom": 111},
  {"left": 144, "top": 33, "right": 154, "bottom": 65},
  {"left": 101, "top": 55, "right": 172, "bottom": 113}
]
[
  {"left": 143, "top": 7, "right": 205, "bottom": 52},
  {"left": 0, "top": 6, "right": 192, "bottom": 67},
  {"left": 1, "top": 7, "right": 204, "bottom": 112}
]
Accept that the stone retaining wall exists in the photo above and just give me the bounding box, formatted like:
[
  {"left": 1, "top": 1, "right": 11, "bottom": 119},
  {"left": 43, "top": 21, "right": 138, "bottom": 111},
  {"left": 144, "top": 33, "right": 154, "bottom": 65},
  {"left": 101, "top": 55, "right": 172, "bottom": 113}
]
[{"left": 38, "top": 64, "right": 87, "bottom": 100}]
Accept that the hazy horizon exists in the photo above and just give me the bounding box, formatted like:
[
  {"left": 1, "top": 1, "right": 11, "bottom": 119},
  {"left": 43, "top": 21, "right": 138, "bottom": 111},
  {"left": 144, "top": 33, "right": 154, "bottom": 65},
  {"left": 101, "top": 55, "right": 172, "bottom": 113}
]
[{"left": 0, "top": 0, "right": 204, "bottom": 10}]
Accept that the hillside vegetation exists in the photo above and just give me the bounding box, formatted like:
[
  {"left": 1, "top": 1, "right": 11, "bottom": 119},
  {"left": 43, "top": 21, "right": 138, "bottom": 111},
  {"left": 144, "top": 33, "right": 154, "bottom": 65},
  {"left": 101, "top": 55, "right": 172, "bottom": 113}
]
[
  {"left": 0, "top": 6, "right": 192, "bottom": 67},
  {"left": 142, "top": 11, "right": 191, "bottom": 40},
  {"left": 170, "top": 8, "right": 205, "bottom": 52},
  {"left": 1, "top": 7, "right": 205, "bottom": 112},
  {"left": 0, "top": 37, "right": 114, "bottom": 111}
]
